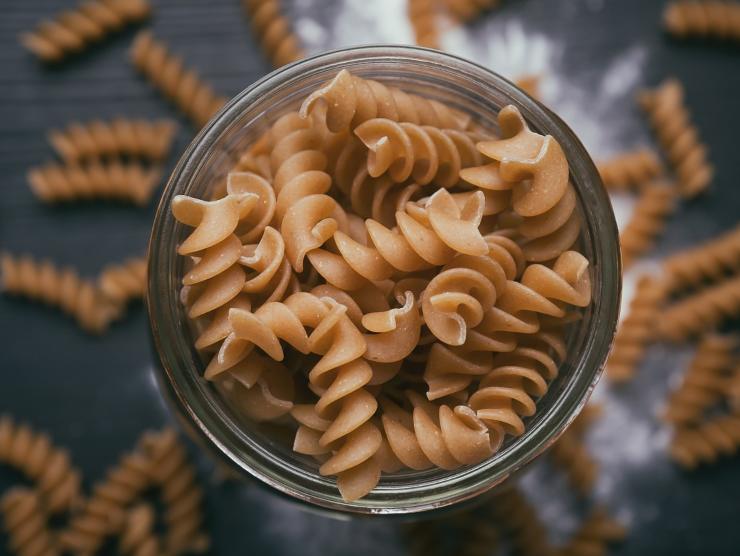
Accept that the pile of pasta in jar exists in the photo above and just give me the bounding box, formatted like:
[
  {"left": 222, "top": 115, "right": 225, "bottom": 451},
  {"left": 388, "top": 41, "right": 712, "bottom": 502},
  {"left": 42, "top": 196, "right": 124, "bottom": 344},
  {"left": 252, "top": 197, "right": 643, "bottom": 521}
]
[{"left": 172, "top": 69, "right": 591, "bottom": 501}]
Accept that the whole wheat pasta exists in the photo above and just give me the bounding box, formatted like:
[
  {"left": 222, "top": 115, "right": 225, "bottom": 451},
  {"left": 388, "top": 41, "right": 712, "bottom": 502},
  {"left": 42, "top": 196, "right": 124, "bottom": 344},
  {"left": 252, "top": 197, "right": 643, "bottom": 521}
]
[
  {"left": 488, "top": 487, "right": 554, "bottom": 556},
  {"left": 659, "top": 274, "right": 740, "bottom": 341},
  {"left": 670, "top": 411, "right": 740, "bottom": 469},
  {"left": 663, "top": 1, "right": 740, "bottom": 42},
  {"left": 99, "top": 256, "right": 147, "bottom": 307},
  {"left": 619, "top": 183, "right": 676, "bottom": 269},
  {"left": 557, "top": 506, "right": 626, "bottom": 556},
  {"left": 597, "top": 148, "right": 664, "bottom": 191},
  {"left": 1, "top": 253, "right": 119, "bottom": 334},
  {"left": 549, "top": 408, "right": 601, "bottom": 496},
  {"left": 409, "top": 0, "right": 441, "bottom": 49},
  {"left": 242, "top": 0, "right": 305, "bottom": 68},
  {"left": 445, "top": 0, "right": 500, "bottom": 22},
  {"left": 638, "top": 79, "right": 713, "bottom": 198},
  {"left": 729, "top": 366, "right": 740, "bottom": 411},
  {"left": 0, "top": 488, "right": 60, "bottom": 556},
  {"left": 19, "top": 0, "right": 151, "bottom": 63},
  {"left": 119, "top": 504, "right": 161, "bottom": 556},
  {"left": 514, "top": 74, "right": 541, "bottom": 101},
  {"left": 0, "top": 415, "right": 82, "bottom": 514},
  {"left": 27, "top": 161, "right": 161, "bottom": 205},
  {"left": 663, "top": 334, "right": 737, "bottom": 425},
  {"left": 663, "top": 225, "right": 740, "bottom": 293},
  {"left": 48, "top": 118, "right": 178, "bottom": 162},
  {"left": 130, "top": 31, "right": 228, "bottom": 128},
  {"left": 607, "top": 275, "right": 667, "bottom": 383}
]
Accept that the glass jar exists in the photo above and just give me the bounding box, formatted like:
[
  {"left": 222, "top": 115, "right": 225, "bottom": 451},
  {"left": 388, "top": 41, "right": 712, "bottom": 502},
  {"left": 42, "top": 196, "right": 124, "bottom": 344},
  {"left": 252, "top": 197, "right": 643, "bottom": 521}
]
[{"left": 147, "top": 45, "right": 621, "bottom": 516}]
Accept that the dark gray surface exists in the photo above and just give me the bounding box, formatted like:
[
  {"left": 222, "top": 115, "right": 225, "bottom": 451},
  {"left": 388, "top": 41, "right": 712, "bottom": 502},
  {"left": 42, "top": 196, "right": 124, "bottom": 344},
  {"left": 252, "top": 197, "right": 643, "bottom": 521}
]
[{"left": 1, "top": 0, "right": 739, "bottom": 555}]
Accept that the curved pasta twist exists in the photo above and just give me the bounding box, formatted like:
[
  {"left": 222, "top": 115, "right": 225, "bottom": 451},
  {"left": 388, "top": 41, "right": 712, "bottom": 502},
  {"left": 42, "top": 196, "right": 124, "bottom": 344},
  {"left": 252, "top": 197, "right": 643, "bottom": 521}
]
[
  {"left": 556, "top": 506, "right": 626, "bottom": 556},
  {"left": 0, "top": 415, "right": 82, "bottom": 514},
  {"left": 663, "top": 335, "right": 737, "bottom": 425},
  {"left": 730, "top": 367, "right": 740, "bottom": 412},
  {"left": 1, "top": 253, "right": 119, "bottom": 334},
  {"left": 620, "top": 183, "right": 676, "bottom": 269},
  {"left": 0, "top": 488, "right": 59, "bottom": 556},
  {"left": 549, "top": 429, "right": 598, "bottom": 496},
  {"left": 48, "top": 118, "right": 178, "bottom": 162},
  {"left": 99, "top": 256, "right": 147, "bottom": 307},
  {"left": 597, "top": 148, "right": 663, "bottom": 191},
  {"left": 409, "top": 0, "right": 440, "bottom": 48},
  {"left": 663, "top": 1, "right": 740, "bottom": 42},
  {"left": 639, "top": 79, "right": 713, "bottom": 197},
  {"left": 130, "top": 31, "right": 228, "bottom": 128},
  {"left": 242, "top": 0, "right": 305, "bottom": 68},
  {"left": 488, "top": 487, "right": 555, "bottom": 556},
  {"left": 19, "top": 0, "right": 151, "bottom": 63},
  {"left": 119, "top": 504, "right": 160, "bottom": 556},
  {"left": 514, "top": 74, "right": 541, "bottom": 101},
  {"left": 300, "top": 70, "right": 472, "bottom": 134},
  {"left": 607, "top": 275, "right": 666, "bottom": 383},
  {"left": 444, "top": 0, "right": 500, "bottom": 22},
  {"left": 659, "top": 274, "right": 740, "bottom": 341},
  {"left": 663, "top": 225, "right": 740, "bottom": 293},
  {"left": 27, "top": 161, "right": 161, "bottom": 205},
  {"left": 670, "top": 411, "right": 740, "bottom": 469}
]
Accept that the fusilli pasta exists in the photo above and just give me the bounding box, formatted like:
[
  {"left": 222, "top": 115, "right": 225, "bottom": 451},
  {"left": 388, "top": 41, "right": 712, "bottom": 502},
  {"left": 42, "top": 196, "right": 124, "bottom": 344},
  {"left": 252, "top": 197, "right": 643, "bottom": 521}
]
[
  {"left": 444, "top": 0, "right": 500, "bottom": 22},
  {"left": 409, "top": 0, "right": 440, "bottom": 48},
  {"left": 663, "top": 1, "right": 740, "bottom": 42},
  {"left": 489, "top": 487, "right": 554, "bottom": 556},
  {"left": 549, "top": 410, "right": 600, "bottom": 496},
  {"left": 99, "top": 256, "right": 147, "bottom": 307},
  {"left": 556, "top": 506, "right": 626, "bottom": 556},
  {"left": 670, "top": 411, "right": 740, "bottom": 469},
  {"left": 119, "top": 503, "right": 160, "bottom": 556},
  {"left": 597, "top": 148, "right": 663, "bottom": 191},
  {"left": 242, "top": 0, "right": 305, "bottom": 68},
  {"left": 0, "top": 488, "right": 59, "bottom": 556},
  {"left": 619, "top": 183, "right": 676, "bottom": 269}
]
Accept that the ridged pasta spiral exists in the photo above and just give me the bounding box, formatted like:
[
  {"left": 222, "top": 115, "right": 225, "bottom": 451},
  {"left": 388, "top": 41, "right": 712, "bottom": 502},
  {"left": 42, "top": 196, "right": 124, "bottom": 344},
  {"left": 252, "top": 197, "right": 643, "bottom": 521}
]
[
  {"left": 596, "top": 148, "right": 664, "bottom": 191},
  {"left": 0, "top": 415, "right": 82, "bottom": 514},
  {"left": 130, "top": 31, "right": 228, "bottom": 128},
  {"left": 0, "top": 488, "right": 59, "bottom": 556},
  {"left": 99, "top": 256, "right": 147, "bottom": 307},
  {"left": 663, "top": 334, "right": 736, "bottom": 425},
  {"left": 445, "top": 0, "right": 500, "bottom": 22},
  {"left": 48, "top": 118, "right": 178, "bottom": 162},
  {"left": 670, "top": 411, "right": 740, "bottom": 469},
  {"left": 242, "top": 0, "right": 305, "bottom": 68},
  {"left": 729, "top": 367, "right": 740, "bottom": 411},
  {"left": 607, "top": 275, "right": 666, "bottom": 383},
  {"left": 1, "top": 253, "right": 119, "bottom": 334},
  {"left": 19, "top": 0, "right": 151, "bottom": 63},
  {"left": 659, "top": 274, "right": 740, "bottom": 341},
  {"left": 119, "top": 504, "right": 160, "bottom": 556},
  {"left": 549, "top": 426, "right": 598, "bottom": 496},
  {"left": 556, "top": 506, "right": 626, "bottom": 556},
  {"left": 662, "top": 225, "right": 740, "bottom": 293},
  {"left": 489, "top": 487, "right": 554, "bottom": 556},
  {"left": 514, "top": 74, "right": 541, "bottom": 101},
  {"left": 409, "top": 0, "right": 440, "bottom": 48},
  {"left": 663, "top": 1, "right": 740, "bottom": 42},
  {"left": 619, "top": 183, "right": 676, "bottom": 269},
  {"left": 638, "top": 79, "right": 714, "bottom": 198},
  {"left": 27, "top": 161, "right": 161, "bottom": 205}
]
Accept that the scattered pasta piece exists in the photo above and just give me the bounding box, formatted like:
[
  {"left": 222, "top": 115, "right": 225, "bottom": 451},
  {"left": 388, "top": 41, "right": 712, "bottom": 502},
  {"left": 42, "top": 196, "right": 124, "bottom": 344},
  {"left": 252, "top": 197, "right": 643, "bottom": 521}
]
[
  {"left": 556, "top": 506, "right": 626, "bottom": 556},
  {"left": 119, "top": 503, "right": 161, "bottom": 556},
  {"left": 19, "top": 0, "right": 151, "bottom": 63},
  {"left": 597, "top": 148, "right": 664, "bottom": 192},
  {"left": 670, "top": 411, "right": 740, "bottom": 469},
  {"left": 639, "top": 79, "right": 713, "bottom": 198},
  {"left": 549, "top": 406, "right": 601, "bottom": 495},
  {"left": 514, "top": 74, "right": 542, "bottom": 101},
  {"left": 619, "top": 183, "right": 676, "bottom": 269},
  {"left": 445, "top": 0, "right": 500, "bottom": 22},
  {"left": 409, "top": 0, "right": 441, "bottom": 48},
  {"left": 663, "top": 1, "right": 740, "bottom": 42},
  {"left": 0, "top": 488, "right": 60, "bottom": 556},
  {"left": 728, "top": 366, "right": 740, "bottom": 411},
  {"left": 242, "top": 0, "right": 305, "bottom": 68},
  {"left": 489, "top": 488, "right": 554, "bottom": 556},
  {"left": 99, "top": 256, "right": 148, "bottom": 308}
]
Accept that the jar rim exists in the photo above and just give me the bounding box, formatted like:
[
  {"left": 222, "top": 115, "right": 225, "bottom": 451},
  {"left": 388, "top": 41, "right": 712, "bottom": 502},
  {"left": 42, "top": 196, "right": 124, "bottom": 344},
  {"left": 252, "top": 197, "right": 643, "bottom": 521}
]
[{"left": 147, "top": 45, "right": 621, "bottom": 515}]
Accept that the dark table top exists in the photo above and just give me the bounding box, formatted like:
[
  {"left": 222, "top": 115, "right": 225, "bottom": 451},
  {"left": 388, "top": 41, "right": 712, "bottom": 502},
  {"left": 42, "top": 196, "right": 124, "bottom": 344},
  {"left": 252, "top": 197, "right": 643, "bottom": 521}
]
[{"left": 1, "top": 0, "right": 739, "bottom": 555}]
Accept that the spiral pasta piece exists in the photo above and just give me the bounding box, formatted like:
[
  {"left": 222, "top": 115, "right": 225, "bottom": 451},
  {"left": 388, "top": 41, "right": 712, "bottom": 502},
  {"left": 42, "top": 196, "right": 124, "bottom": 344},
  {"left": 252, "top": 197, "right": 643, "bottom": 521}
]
[
  {"left": 130, "top": 31, "right": 228, "bottom": 128},
  {"left": 662, "top": 225, "right": 740, "bottom": 293},
  {"left": 1, "top": 488, "right": 59, "bottom": 556},
  {"left": 549, "top": 428, "right": 598, "bottom": 496},
  {"left": 19, "top": 0, "right": 151, "bottom": 63},
  {"left": 242, "top": 0, "right": 305, "bottom": 68},
  {"left": 670, "top": 411, "right": 740, "bottom": 469},
  {"left": 119, "top": 504, "right": 160, "bottom": 556},
  {"left": 409, "top": 0, "right": 440, "bottom": 48},
  {"left": 99, "top": 256, "right": 147, "bottom": 307},
  {"left": 48, "top": 118, "right": 177, "bottom": 162},
  {"left": 1, "top": 253, "right": 119, "bottom": 334},
  {"left": 659, "top": 274, "right": 740, "bottom": 341},
  {"left": 620, "top": 183, "right": 676, "bottom": 269},
  {"left": 663, "top": 1, "right": 740, "bottom": 42},
  {"left": 596, "top": 148, "right": 664, "bottom": 191},
  {"left": 0, "top": 415, "right": 82, "bottom": 514},
  {"left": 663, "top": 334, "right": 737, "bottom": 425},
  {"left": 556, "top": 506, "right": 626, "bottom": 556},
  {"left": 27, "top": 161, "right": 161, "bottom": 205},
  {"left": 444, "top": 0, "right": 500, "bottom": 22},
  {"left": 489, "top": 487, "right": 554, "bottom": 556},
  {"left": 607, "top": 275, "right": 666, "bottom": 383},
  {"left": 639, "top": 78, "right": 713, "bottom": 197}
]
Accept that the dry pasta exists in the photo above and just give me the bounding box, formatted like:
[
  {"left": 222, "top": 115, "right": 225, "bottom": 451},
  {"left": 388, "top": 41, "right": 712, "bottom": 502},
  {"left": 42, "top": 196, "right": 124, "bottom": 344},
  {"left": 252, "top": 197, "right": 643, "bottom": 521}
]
[
  {"left": 549, "top": 409, "right": 600, "bottom": 496},
  {"left": 597, "top": 148, "right": 664, "bottom": 192},
  {"left": 489, "top": 487, "right": 554, "bottom": 556},
  {"left": 514, "top": 74, "right": 541, "bottom": 101},
  {"left": 663, "top": 1, "right": 740, "bottom": 42},
  {"left": 409, "top": 0, "right": 440, "bottom": 49},
  {"left": 0, "top": 488, "right": 60, "bottom": 556},
  {"left": 48, "top": 118, "right": 178, "bottom": 162},
  {"left": 1, "top": 253, "right": 120, "bottom": 334},
  {"left": 670, "top": 411, "right": 740, "bottom": 469},
  {"left": 19, "top": 0, "right": 151, "bottom": 63},
  {"left": 445, "top": 0, "right": 500, "bottom": 22},
  {"left": 119, "top": 504, "right": 160, "bottom": 556},
  {"left": 27, "top": 161, "right": 161, "bottom": 205},
  {"left": 242, "top": 0, "right": 305, "bottom": 68},
  {"left": 728, "top": 366, "right": 740, "bottom": 411},
  {"left": 638, "top": 79, "right": 713, "bottom": 198},
  {"left": 557, "top": 506, "right": 626, "bottom": 556},
  {"left": 130, "top": 31, "right": 228, "bottom": 128},
  {"left": 99, "top": 256, "right": 148, "bottom": 307},
  {"left": 619, "top": 183, "right": 676, "bottom": 269}
]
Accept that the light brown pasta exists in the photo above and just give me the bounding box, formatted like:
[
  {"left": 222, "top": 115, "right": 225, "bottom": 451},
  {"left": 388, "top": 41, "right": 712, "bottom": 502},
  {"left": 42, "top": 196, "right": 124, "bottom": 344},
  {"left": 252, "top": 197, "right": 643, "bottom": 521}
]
[
  {"left": 659, "top": 274, "right": 740, "bottom": 341},
  {"left": 662, "top": 225, "right": 740, "bottom": 293},
  {"left": 549, "top": 427, "right": 598, "bottom": 496},
  {"left": 0, "top": 488, "right": 60, "bottom": 556},
  {"left": 27, "top": 161, "right": 161, "bottom": 205},
  {"left": 242, "top": 0, "right": 305, "bottom": 68},
  {"left": 638, "top": 79, "right": 713, "bottom": 198},
  {"left": 489, "top": 487, "right": 554, "bottom": 556},
  {"left": 663, "top": 1, "right": 740, "bottom": 42},
  {"left": 670, "top": 411, "right": 740, "bottom": 469},
  {"left": 607, "top": 275, "right": 666, "bottom": 383},
  {"left": 514, "top": 74, "right": 541, "bottom": 101},
  {"left": 728, "top": 366, "right": 740, "bottom": 411},
  {"left": 0, "top": 415, "right": 82, "bottom": 514},
  {"left": 596, "top": 148, "right": 664, "bottom": 192},
  {"left": 1, "top": 253, "right": 119, "bottom": 334},
  {"left": 619, "top": 183, "right": 676, "bottom": 269},
  {"left": 130, "top": 31, "right": 228, "bottom": 128},
  {"left": 99, "top": 256, "right": 147, "bottom": 307},
  {"left": 48, "top": 118, "right": 178, "bottom": 162},
  {"left": 19, "top": 0, "right": 151, "bottom": 63},
  {"left": 556, "top": 506, "right": 626, "bottom": 556},
  {"left": 119, "top": 504, "right": 160, "bottom": 556},
  {"left": 444, "top": 0, "right": 500, "bottom": 22},
  {"left": 409, "top": 0, "right": 440, "bottom": 49},
  {"left": 663, "top": 334, "right": 737, "bottom": 425}
]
